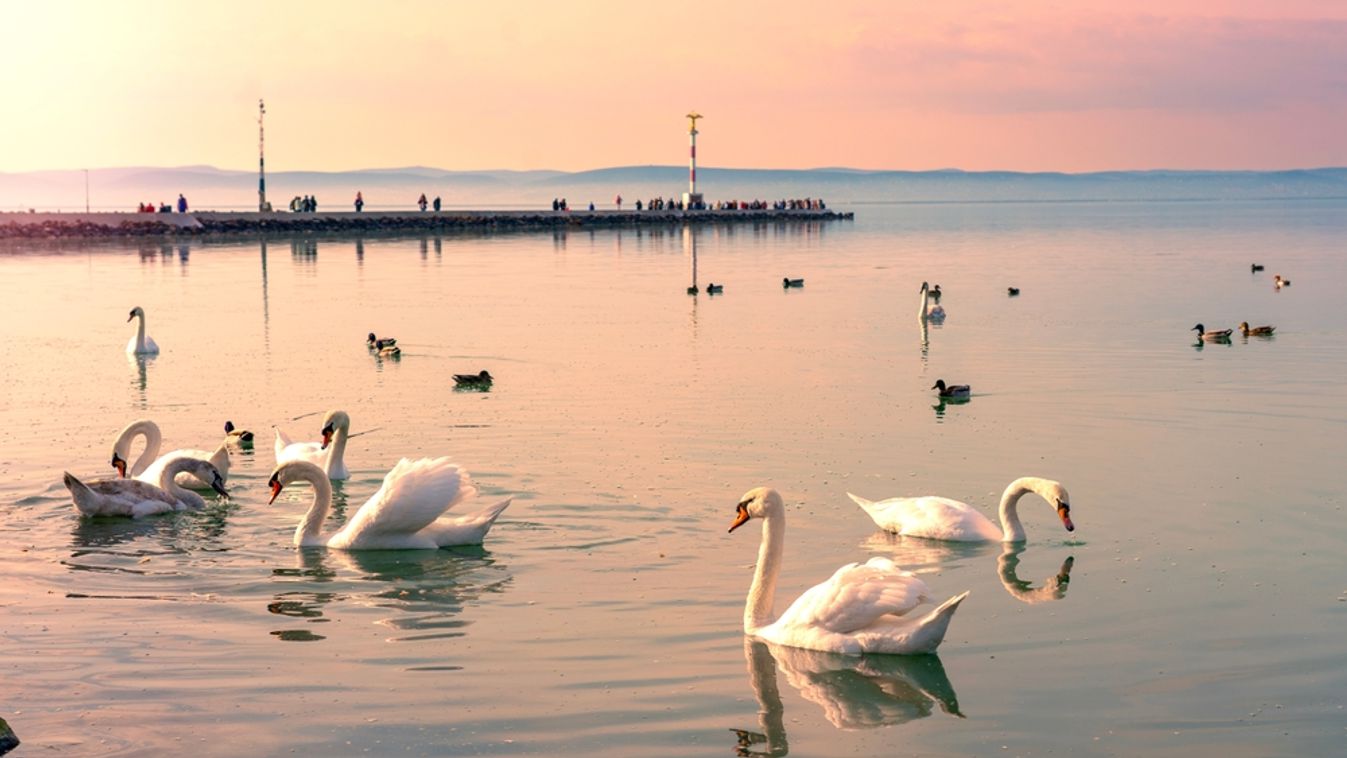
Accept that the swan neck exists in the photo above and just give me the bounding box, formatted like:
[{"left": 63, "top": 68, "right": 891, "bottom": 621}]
[
  {"left": 918, "top": 286, "right": 929, "bottom": 319},
  {"left": 998, "top": 480, "right": 1037, "bottom": 542},
  {"left": 135, "top": 311, "right": 148, "bottom": 350},
  {"left": 118, "top": 420, "right": 162, "bottom": 477},
  {"left": 325, "top": 422, "right": 350, "bottom": 475},
  {"left": 745, "top": 511, "right": 784, "bottom": 633},
  {"left": 160, "top": 458, "right": 203, "bottom": 507},
  {"left": 295, "top": 468, "right": 334, "bottom": 546}
]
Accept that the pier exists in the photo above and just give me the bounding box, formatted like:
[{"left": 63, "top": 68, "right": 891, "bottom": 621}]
[{"left": 0, "top": 208, "right": 852, "bottom": 239}]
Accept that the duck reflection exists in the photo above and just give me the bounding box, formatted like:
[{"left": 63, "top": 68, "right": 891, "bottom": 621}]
[
  {"left": 267, "top": 545, "right": 512, "bottom": 642},
  {"left": 997, "top": 544, "right": 1075, "bottom": 604},
  {"left": 731, "top": 638, "right": 961, "bottom": 754},
  {"left": 931, "top": 395, "right": 969, "bottom": 420}
]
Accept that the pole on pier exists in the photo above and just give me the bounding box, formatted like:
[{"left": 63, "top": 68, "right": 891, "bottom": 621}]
[
  {"left": 83, "top": 169, "right": 89, "bottom": 213},
  {"left": 258, "top": 99, "right": 267, "bottom": 212},
  {"left": 684, "top": 112, "right": 703, "bottom": 210}
]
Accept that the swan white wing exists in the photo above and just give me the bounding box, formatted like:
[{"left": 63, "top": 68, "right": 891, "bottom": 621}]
[
  {"left": 774, "top": 557, "right": 930, "bottom": 635},
  {"left": 136, "top": 449, "right": 204, "bottom": 485},
  {"left": 66, "top": 473, "right": 183, "bottom": 517},
  {"left": 852, "top": 494, "right": 1000, "bottom": 541},
  {"left": 275, "top": 429, "right": 324, "bottom": 467},
  {"left": 336, "top": 457, "right": 475, "bottom": 540}
]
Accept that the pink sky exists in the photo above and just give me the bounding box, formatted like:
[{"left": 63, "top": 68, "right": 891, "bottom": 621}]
[{"left": 2, "top": 1, "right": 1344, "bottom": 172}]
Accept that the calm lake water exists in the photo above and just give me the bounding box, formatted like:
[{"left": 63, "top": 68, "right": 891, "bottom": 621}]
[{"left": 2, "top": 198, "right": 1345, "bottom": 756}]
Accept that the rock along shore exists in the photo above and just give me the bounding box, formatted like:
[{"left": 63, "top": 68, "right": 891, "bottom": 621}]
[{"left": 0, "top": 209, "right": 853, "bottom": 239}]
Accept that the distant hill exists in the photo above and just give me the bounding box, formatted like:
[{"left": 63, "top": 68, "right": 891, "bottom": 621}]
[{"left": 2, "top": 165, "right": 1344, "bottom": 212}]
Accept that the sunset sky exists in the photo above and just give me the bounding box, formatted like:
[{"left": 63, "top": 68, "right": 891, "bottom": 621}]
[{"left": 3, "top": 0, "right": 1345, "bottom": 173}]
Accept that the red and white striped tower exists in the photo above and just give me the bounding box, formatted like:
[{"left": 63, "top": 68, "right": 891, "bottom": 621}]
[{"left": 686, "top": 112, "right": 702, "bottom": 202}]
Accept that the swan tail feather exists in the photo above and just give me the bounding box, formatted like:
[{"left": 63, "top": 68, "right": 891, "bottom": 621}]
[
  {"left": 905, "top": 590, "right": 969, "bottom": 653},
  {"left": 63, "top": 472, "right": 99, "bottom": 515}
]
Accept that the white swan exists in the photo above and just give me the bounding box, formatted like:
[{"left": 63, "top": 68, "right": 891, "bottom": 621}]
[
  {"left": 64, "top": 457, "right": 228, "bottom": 518},
  {"left": 729, "top": 487, "right": 968, "bottom": 655},
  {"left": 267, "top": 458, "right": 512, "bottom": 549},
  {"left": 919, "top": 282, "right": 945, "bottom": 323},
  {"left": 125, "top": 306, "right": 160, "bottom": 354},
  {"left": 110, "top": 418, "right": 231, "bottom": 489},
  {"left": 275, "top": 409, "right": 352, "bottom": 480},
  {"left": 849, "top": 477, "right": 1074, "bottom": 543}
]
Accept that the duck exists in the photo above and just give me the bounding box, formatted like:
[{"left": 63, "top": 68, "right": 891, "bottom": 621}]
[
  {"left": 707, "top": 283, "right": 724, "bottom": 294},
  {"left": 729, "top": 486, "right": 969, "bottom": 654},
  {"left": 125, "top": 306, "right": 160, "bottom": 355},
  {"left": 377, "top": 344, "right": 401, "bottom": 358},
  {"left": 919, "top": 282, "right": 945, "bottom": 322},
  {"left": 267, "top": 458, "right": 511, "bottom": 549},
  {"left": 453, "top": 370, "right": 493, "bottom": 388},
  {"left": 783, "top": 278, "right": 805, "bottom": 288},
  {"left": 65, "top": 457, "right": 228, "bottom": 518},
  {"left": 224, "top": 420, "right": 254, "bottom": 446},
  {"left": 931, "top": 379, "right": 970, "bottom": 398},
  {"left": 1238, "top": 321, "right": 1276, "bottom": 337},
  {"left": 1250, "top": 263, "right": 1265, "bottom": 273},
  {"left": 929, "top": 284, "right": 942, "bottom": 301},
  {"left": 367, "top": 332, "right": 398, "bottom": 350},
  {"left": 1273, "top": 275, "right": 1290, "bottom": 288},
  {"left": 686, "top": 285, "right": 699, "bottom": 295},
  {"left": 848, "top": 476, "right": 1074, "bottom": 542},
  {"left": 1192, "top": 323, "right": 1233, "bottom": 341},
  {"left": 275, "top": 409, "right": 352, "bottom": 480},
  {"left": 1007, "top": 287, "right": 1020, "bottom": 296}
]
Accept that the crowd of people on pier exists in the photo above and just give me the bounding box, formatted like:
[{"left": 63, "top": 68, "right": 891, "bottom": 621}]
[
  {"left": 135, "top": 194, "right": 190, "bottom": 214},
  {"left": 289, "top": 195, "right": 319, "bottom": 212}
]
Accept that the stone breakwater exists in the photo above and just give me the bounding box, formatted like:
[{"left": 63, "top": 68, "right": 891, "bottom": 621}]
[{"left": 0, "top": 209, "right": 852, "bottom": 239}]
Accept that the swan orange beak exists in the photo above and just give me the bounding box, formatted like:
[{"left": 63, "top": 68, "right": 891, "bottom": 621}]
[
  {"left": 1058, "top": 504, "right": 1075, "bottom": 532},
  {"left": 320, "top": 424, "right": 334, "bottom": 450},
  {"left": 728, "top": 506, "right": 751, "bottom": 533},
  {"left": 111, "top": 453, "right": 127, "bottom": 478},
  {"left": 268, "top": 479, "right": 284, "bottom": 505}
]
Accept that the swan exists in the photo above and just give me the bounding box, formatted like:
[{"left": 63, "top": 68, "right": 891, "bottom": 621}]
[
  {"left": 135, "top": 441, "right": 231, "bottom": 490},
  {"left": 65, "top": 457, "right": 228, "bottom": 518},
  {"left": 728, "top": 487, "right": 969, "bottom": 655},
  {"left": 919, "top": 282, "right": 945, "bottom": 322},
  {"left": 224, "top": 420, "right": 255, "bottom": 445},
  {"left": 125, "top": 306, "right": 160, "bottom": 355},
  {"left": 267, "top": 458, "right": 512, "bottom": 549},
  {"left": 848, "top": 476, "right": 1075, "bottom": 543},
  {"left": 1192, "top": 323, "right": 1232, "bottom": 341},
  {"left": 452, "top": 370, "right": 493, "bottom": 388},
  {"left": 1238, "top": 321, "right": 1275, "bottom": 337},
  {"left": 274, "top": 409, "right": 352, "bottom": 480},
  {"left": 931, "top": 379, "right": 970, "bottom": 398},
  {"left": 108, "top": 419, "right": 163, "bottom": 478}
]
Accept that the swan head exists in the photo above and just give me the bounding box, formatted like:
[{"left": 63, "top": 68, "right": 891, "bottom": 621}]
[
  {"left": 318, "top": 410, "right": 351, "bottom": 450},
  {"left": 920, "top": 281, "right": 930, "bottom": 293},
  {"left": 111, "top": 451, "right": 128, "bottom": 478},
  {"left": 267, "top": 460, "right": 324, "bottom": 504},
  {"left": 1036, "top": 479, "right": 1074, "bottom": 532},
  {"left": 728, "top": 487, "right": 783, "bottom": 533},
  {"left": 177, "top": 460, "right": 229, "bottom": 498},
  {"left": 127, "top": 306, "right": 145, "bottom": 322}
]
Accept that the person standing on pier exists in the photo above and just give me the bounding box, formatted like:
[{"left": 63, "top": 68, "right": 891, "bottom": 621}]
[
  {"left": 615, "top": 194, "right": 622, "bottom": 209},
  {"left": 418, "top": 193, "right": 428, "bottom": 212},
  {"left": 433, "top": 196, "right": 441, "bottom": 212},
  {"left": 177, "top": 194, "right": 188, "bottom": 213},
  {"left": 354, "top": 192, "right": 364, "bottom": 212}
]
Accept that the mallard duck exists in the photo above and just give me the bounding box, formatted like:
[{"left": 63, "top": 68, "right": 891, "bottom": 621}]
[
  {"left": 1250, "top": 263, "right": 1264, "bottom": 272},
  {"left": 1007, "top": 287, "right": 1020, "bottom": 296},
  {"left": 686, "top": 285, "right": 699, "bottom": 295},
  {"left": 378, "top": 344, "right": 401, "bottom": 358},
  {"left": 931, "top": 379, "right": 970, "bottom": 398},
  {"left": 707, "top": 283, "right": 724, "bottom": 294},
  {"left": 1238, "top": 321, "right": 1275, "bottom": 337},
  {"left": 1192, "top": 323, "right": 1233, "bottom": 341},
  {"left": 783, "top": 278, "right": 804, "bottom": 288},
  {"left": 224, "top": 421, "right": 254, "bottom": 445},
  {"left": 367, "top": 332, "right": 398, "bottom": 350},
  {"left": 1274, "top": 275, "right": 1290, "bottom": 288},
  {"left": 929, "top": 284, "right": 942, "bottom": 301},
  {"left": 453, "top": 370, "right": 493, "bottom": 388}
]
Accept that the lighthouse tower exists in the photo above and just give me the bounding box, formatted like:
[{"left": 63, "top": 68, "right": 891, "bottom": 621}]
[{"left": 683, "top": 112, "right": 703, "bottom": 210}]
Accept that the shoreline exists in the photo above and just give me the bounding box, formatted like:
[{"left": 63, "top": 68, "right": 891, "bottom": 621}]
[{"left": 0, "top": 208, "right": 852, "bottom": 239}]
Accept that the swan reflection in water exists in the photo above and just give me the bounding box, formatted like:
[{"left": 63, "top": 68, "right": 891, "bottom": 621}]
[
  {"left": 998, "top": 544, "right": 1075, "bottom": 604},
  {"left": 126, "top": 352, "right": 154, "bottom": 403},
  {"left": 731, "top": 638, "right": 961, "bottom": 755},
  {"left": 861, "top": 534, "right": 1076, "bottom": 605},
  {"left": 268, "top": 545, "right": 512, "bottom": 643}
]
